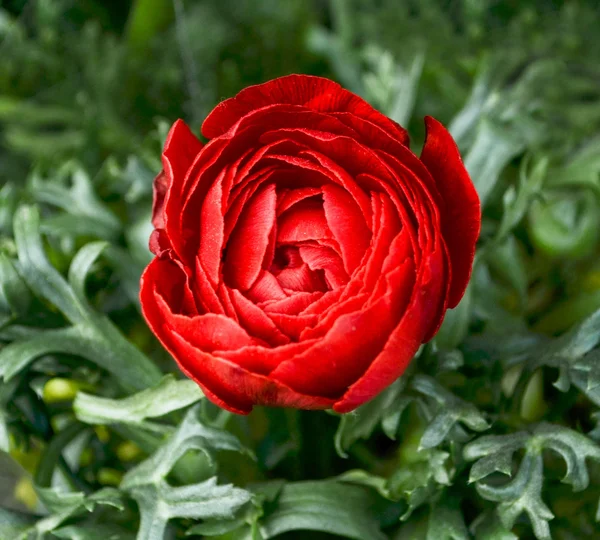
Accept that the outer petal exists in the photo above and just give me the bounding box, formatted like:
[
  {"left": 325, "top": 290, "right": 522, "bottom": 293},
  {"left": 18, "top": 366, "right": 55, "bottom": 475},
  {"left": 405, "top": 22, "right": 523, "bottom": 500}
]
[
  {"left": 154, "top": 120, "right": 203, "bottom": 229},
  {"left": 141, "top": 259, "right": 333, "bottom": 413},
  {"left": 202, "top": 74, "right": 409, "bottom": 144},
  {"left": 420, "top": 116, "right": 480, "bottom": 308}
]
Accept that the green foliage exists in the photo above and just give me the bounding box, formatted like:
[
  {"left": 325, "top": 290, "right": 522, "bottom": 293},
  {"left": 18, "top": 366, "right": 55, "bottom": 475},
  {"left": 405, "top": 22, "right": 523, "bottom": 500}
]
[{"left": 1, "top": 1, "right": 600, "bottom": 539}]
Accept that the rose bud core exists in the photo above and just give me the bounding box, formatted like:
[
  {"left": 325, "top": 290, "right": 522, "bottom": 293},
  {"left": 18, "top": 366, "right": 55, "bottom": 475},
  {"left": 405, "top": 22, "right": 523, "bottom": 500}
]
[{"left": 140, "top": 74, "right": 480, "bottom": 414}]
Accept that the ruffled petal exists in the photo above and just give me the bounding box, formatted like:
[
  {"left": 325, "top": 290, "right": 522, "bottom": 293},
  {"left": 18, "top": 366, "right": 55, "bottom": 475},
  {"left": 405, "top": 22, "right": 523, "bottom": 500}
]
[
  {"left": 202, "top": 74, "right": 408, "bottom": 144},
  {"left": 420, "top": 116, "right": 480, "bottom": 308},
  {"left": 224, "top": 183, "right": 277, "bottom": 291}
]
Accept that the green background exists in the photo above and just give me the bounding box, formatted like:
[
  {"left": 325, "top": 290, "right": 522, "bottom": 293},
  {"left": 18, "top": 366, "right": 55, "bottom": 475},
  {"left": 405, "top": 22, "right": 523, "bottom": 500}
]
[{"left": 1, "top": 1, "right": 600, "bottom": 539}]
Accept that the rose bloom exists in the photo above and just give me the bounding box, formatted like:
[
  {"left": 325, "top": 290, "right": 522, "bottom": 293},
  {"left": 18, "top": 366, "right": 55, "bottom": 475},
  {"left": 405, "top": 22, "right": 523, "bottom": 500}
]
[{"left": 140, "top": 74, "right": 480, "bottom": 414}]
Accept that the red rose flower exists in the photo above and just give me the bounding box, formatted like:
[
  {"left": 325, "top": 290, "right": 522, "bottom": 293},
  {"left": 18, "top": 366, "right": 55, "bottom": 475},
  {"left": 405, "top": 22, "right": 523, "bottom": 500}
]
[{"left": 140, "top": 74, "right": 480, "bottom": 414}]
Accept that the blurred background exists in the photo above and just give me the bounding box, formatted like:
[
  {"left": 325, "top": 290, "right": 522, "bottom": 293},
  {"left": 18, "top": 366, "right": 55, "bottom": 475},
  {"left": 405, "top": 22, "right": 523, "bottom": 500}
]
[{"left": 1, "top": 1, "right": 600, "bottom": 538}]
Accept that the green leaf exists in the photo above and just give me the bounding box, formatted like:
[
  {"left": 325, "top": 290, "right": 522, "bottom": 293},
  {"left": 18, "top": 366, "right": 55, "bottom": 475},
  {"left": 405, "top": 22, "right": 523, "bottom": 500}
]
[
  {"left": 495, "top": 155, "right": 547, "bottom": 243},
  {"left": 426, "top": 500, "right": 469, "bottom": 540},
  {"left": 257, "top": 480, "right": 386, "bottom": 540},
  {"left": 120, "top": 405, "right": 253, "bottom": 538},
  {"left": 465, "top": 431, "right": 527, "bottom": 484},
  {"left": 464, "top": 119, "right": 525, "bottom": 207},
  {"left": 412, "top": 375, "right": 489, "bottom": 450},
  {"left": 122, "top": 406, "right": 252, "bottom": 489},
  {"left": 465, "top": 423, "right": 600, "bottom": 539},
  {"left": 0, "top": 507, "right": 36, "bottom": 539},
  {"left": 485, "top": 235, "right": 528, "bottom": 309},
  {"left": 388, "top": 449, "right": 452, "bottom": 520},
  {"left": 67, "top": 241, "right": 108, "bottom": 307},
  {"left": 28, "top": 487, "right": 124, "bottom": 539},
  {"left": 546, "top": 136, "right": 600, "bottom": 196},
  {"left": 30, "top": 166, "right": 121, "bottom": 241},
  {"left": 435, "top": 284, "right": 472, "bottom": 351},
  {"left": 14, "top": 205, "right": 87, "bottom": 324},
  {"left": 362, "top": 46, "right": 424, "bottom": 125},
  {"left": 34, "top": 422, "right": 88, "bottom": 488},
  {"left": 0, "top": 253, "right": 31, "bottom": 317},
  {"left": 528, "top": 189, "right": 600, "bottom": 259},
  {"left": 470, "top": 511, "right": 519, "bottom": 540},
  {"left": 7, "top": 205, "right": 162, "bottom": 391},
  {"left": 74, "top": 375, "right": 203, "bottom": 425},
  {"left": 335, "top": 377, "right": 408, "bottom": 457},
  {"left": 51, "top": 523, "right": 134, "bottom": 540},
  {"left": 130, "top": 478, "right": 251, "bottom": 540},
  {"left": 0, "top": 326, "right": 88, "bottom": 381},
  {"left": 532, "top": 308, "right": 600, "bottom": 401},
  {"left": 481, "top": 452, "right": 553, "bottom": 540}
]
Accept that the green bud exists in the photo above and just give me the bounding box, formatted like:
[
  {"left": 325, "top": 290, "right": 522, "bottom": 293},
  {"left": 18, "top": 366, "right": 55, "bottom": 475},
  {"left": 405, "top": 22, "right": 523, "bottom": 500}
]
[
  {"left": 42, "top": 378, "right": 80, "bottom": 404},
  {"left": 116, "top": 440, "right": 142, "bottom": 462},
  {"left": 97, "top": 467, "right": 123, "bottom": 487}
]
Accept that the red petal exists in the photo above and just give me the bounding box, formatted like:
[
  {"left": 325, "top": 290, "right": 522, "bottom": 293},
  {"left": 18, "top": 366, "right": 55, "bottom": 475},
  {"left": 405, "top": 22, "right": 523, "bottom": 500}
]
[
  {"left": 228, "top": 289, "right": 290, "bottom": 347},
  {"left": 141, "top": 257, "right": 199, "bottom": 316},
  {"left": 141, "top": 261, "right": 334, "bottom": 413},
  {"left": 275, "top": 263, "right": 328, "bottom": 293},
  {"left": 277, "top": 187, "right": 322, "bottom": 216},
  {"left": 261, "top": 291, "right": 323, "bottom": 315},
  {"left": 332, "top": 253, "right": 444, "bottom": 413},
  {"left": 199, "top": 168, "right": 226, "bottom": 285},
  {"left": 193, "top": 256, "right": 225, "bottom": 315},
  {"left": 298, "top": 245, "right": 348, "bottom": 289},
  {"left": 202, "top": 75, "right": 408, "bottom": 143},
  {"left": 246, "top": 270, "right": 288, "bottom": 303},
  {"left": 420, "top": 117, "right": 480, "bottom": 308},
  {"left": 269, "top": 258, "right": 415, "bottom": 398},
  {"left": 322, "top": 184, "right": 371, "bottom": 274},
  {"left": 277, "top": 198, "right": 333, "bottom": 244},
  {"left": 154, "top": 120, "right": 203, "bottom": 229},
  {"left": 224, "top": 183, "right": 277, "bottom": 291}
]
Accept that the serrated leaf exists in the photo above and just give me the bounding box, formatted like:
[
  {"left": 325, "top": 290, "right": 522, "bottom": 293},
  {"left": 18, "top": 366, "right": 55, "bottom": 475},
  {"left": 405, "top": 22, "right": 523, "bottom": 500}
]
[
  {"left": 74, "top": 375, "right": 203, "bottom": 425},
  {"left": 486, "top": 453, "right": 553, "bottom": 540},
  {"left": 387, "top": 449, "right": 452, "bottom": 519},
  {"left": 532, "top": 309, "right": 600, "bottom": 402},
  {"left": 185, "top": 513, "right": 250, "bottom": 536},
  {"left": 27, "top": 487, "right": 124, "bottom": 539},
  {"left": 533, "top": 423, "right": 600, "bottom": 491},
  {"left": 119, "top": 405, "right": 253, "bottom": 538},
  {"left": 131, "top": 478, "right": 251, "bottom": 540},
  {"left": 122, "top": 406, "right": 252, "bottom": 489},
  {"left": 412, "top": 375, "right": 489, "bottom": 450},
  {"left": 257, "top": 481, "right": 386, "bottom": 540},
  {"left": 465, "top": 423, "right": 600, "bottom": 539}
]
